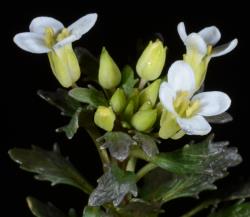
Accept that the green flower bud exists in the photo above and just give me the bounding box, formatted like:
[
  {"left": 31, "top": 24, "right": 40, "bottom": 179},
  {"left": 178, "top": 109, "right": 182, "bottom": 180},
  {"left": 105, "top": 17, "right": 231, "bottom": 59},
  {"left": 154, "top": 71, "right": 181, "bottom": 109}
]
[
  {"left": 48, "top": 44, "right": 81, "bottom": 88},
  {"left": 139, "top": 79, "right": 161, "bottom": 106},
  {"left": 139, "top": 101, "right": 152, "bottom": 111},
  {"left": 94, "top": 106, "right": 116, "bottom": 131},
  {"left": 131, "top": 109, "right": 157, "bottom": 132},
  {"left": 159, "top": 111, "right": 180, "bottom": 139},
  {"left": 136, "top": 39, "right": 167, "bottom": 81},
  {"left": 123, "top": 99, "right": 135, "bottom": 122},
  {"left": 110, "top": 88, "right": 127, "bottom": 114},
  {"left": 98, "top": 47, "right": 121, "bottom": 89}
]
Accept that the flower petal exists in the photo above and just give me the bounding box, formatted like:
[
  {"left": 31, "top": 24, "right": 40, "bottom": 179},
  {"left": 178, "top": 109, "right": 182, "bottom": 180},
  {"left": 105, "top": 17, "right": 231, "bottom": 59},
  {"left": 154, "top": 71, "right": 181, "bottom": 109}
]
[
  {"left": 185, "top": 33, "right": 207, "bottom": 56},
  {"left": 29, "top": 17, "right": 64, "bottom": 34},
  {"left": 177, "top": 22, "right": 187, "bottom": 42},
  {"left": 13, "top": 32, "right": 51, "bottom": 54},
  {"left": 68, "top": 13, "right": 98, "bottom": 40},
  {"left": 53, "top": 34, "right": 77, "bottom": 49},
  {"left": 192, "top": 91, "right": 231, "bottom": 116},
  {"left": 177, "top": 115, "right": 211, "bottom": 135},
  {"left": 167, "top": 60, "right": 195, "bottom": 94},
  {"left": 211, "top": 39, "right": 238, "bottom": 57},
  {"left": 198, "top": 26, "right": 221, "bottom": 45},
  {"left": 159, "top": 82, "right": 176, "bottom": 114}
]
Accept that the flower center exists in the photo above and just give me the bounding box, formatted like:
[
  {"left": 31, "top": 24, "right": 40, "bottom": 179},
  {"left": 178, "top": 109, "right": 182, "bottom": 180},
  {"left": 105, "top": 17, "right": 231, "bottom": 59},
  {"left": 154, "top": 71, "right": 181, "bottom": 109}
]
[
  {"left": 173, "top": 91, "right": 200, "bottom": 118},
  {"left": 44, "top": 27, "right": 70, "bottom": 48}
]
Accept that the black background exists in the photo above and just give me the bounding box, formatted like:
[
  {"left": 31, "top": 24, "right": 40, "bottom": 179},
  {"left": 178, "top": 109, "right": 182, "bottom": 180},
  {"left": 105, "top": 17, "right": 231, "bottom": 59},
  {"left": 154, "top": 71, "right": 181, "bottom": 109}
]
[{"left": 2, "top": 1, "right": 249, "bottom": 216}]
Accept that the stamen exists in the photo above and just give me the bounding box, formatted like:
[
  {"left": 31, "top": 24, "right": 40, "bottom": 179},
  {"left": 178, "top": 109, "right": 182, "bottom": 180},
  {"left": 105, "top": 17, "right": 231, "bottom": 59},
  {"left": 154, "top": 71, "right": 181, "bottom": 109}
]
[
  {"left": 56, "top": 28, "right": 70, "bottom": 42},
  {"left": 44, "top": 27, "right": 55, "bottom": 48}
]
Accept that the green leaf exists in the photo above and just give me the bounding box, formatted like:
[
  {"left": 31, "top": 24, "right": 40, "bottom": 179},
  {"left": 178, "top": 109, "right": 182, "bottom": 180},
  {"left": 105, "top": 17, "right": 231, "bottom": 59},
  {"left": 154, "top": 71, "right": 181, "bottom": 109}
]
[
  {"left": 121, "top": 65, "right": 138, "bottom": 97},
  {"left": 141, "top": 168, "right": 217, "bottom": 203},
  {"left": 133, "top": 132, "right": 159, "bottom": 157},
  {"left": 208, "top": 202, "right": 250, "bottom": 217},
  {"left": 206, "top": 112, "right": 233, "bottom": 124},
  {"left": 118, "top": 199, "right": 163, "bottom": 217},
  {"left": 75, "top": 47, "right": 99, "bottom": 82},
  {"left": 82, "top": 206, "right": 101, "bottom": 217},
  {"left": 69, "top": 87, "right": 108, "bottom": 108},
  {"left": 88, "top": 164, "right": 138, "bottom": 206},
  {"left": 98, "top": 132, "right": 135, "bottom": 161},
  {"left": 56, "top": 108, "right": 82, "bottom": 139},
  {"left": 152, "top": 135, "right": 242, "bottom": 176},
  {"left": 26, "top": 196, "right": 68, "bottom": 217},
  {"left": 38, "top": 89, "right": 81, "bottom": 116},
  {"left": 8, "top": 144, "right": 93, "bottom": 194}
]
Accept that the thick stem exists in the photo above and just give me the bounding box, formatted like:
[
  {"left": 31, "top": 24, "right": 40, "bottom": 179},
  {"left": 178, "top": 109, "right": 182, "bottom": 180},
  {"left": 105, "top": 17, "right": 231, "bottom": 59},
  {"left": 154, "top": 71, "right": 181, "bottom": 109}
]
[
  {"left": 180, "top": 199, "right": 218, "bottom": 217},
  {"left": 86, "top": 127, "right": 110, "bottom": 171},
  {"left": 138, "top": 79, "right": 147, "bottom": 90},
  {"left": 136, "top": 163, "right": 157, "bottom": 182}
]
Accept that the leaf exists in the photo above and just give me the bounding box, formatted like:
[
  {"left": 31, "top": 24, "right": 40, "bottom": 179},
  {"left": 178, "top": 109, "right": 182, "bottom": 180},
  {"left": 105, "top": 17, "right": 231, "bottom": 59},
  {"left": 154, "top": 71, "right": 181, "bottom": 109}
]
[
  {"left": 206, "top": 112, "right": 233, "bottom": 124},
  {"left": 208, "top": 202, "right": 250, "bottom": 217},
  {"left": 8, "top": 144, "right": 93, "bottom": 194},
  {"left": 118, "top": 199, "right": 162, "bottom": 217},
  {"left": 133, "top": 132, "right": 159, "bottom": 157},
  {"left": 75, "top": 47, "right": 99, "bottom": 82},
  {"left": 152, "top": 135, "right": 242, "bottom": 176},
  {"left": 98, "top": 132, "right": 135, "bottom": 161},
  {"left": 121, "top": 65, "right": 138, "bottom": 97},
  {"left": 88, "top": 164, "right": 138, "bottom": 206},
  {"left": 141, "top": 168, "right": 218, "bottom": 203},
  {"left": 82, "top": 206, "right": 101, "bottom": 217},
  {"left": 38, "top": 89, "right": 81, "bottom": 116},
  {"left": 26, "top": 196, "right": 68, "bottom": 217},
  {"left": 56, "top": 108, "right": 82, "bottom": 139},
  {"left": 69, "top": 87, "right": 108, "bottom": 108}
]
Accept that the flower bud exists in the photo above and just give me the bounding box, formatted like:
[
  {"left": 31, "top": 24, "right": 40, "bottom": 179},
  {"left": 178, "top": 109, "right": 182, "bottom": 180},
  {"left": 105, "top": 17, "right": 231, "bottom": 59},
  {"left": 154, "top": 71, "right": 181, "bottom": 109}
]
[
  {"left": 123, "top": 99, "right": 135, "bottom": 122},
  {"left": 139, "top": 79, "right": 161, "bottom": 106},
  {"left": 110, "top": 88, "right": 127, "bottom": 114},
  {"left": 136, "top": 40, "right": 167, "bottom": 81},
  {"left": 48, "top": 44, "right": 81, "bottom": 88},
  {"left": 98, "top": 47, "right": 121, "bottom": 89},
  {"left": 94, "top": 106, "right": 116, "bottom": 131},
  {"left": 131, "top": 109, "right": 157, "bottom": 132},
  {"left": 139, "top": 101, "right": 152, "bottom": 111}
]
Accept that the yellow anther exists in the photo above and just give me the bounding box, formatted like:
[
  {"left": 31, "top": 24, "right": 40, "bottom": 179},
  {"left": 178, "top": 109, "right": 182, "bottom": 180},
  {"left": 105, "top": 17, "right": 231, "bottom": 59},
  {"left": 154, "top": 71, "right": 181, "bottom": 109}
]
[
  {"left": 44, "top": 27, "right": 55, "bottom": 48},
  {"left": 186, "top": 100, "right": 200, "bottom": 117},
  {"left": 56, "top": 28, "right": 70, "bottom": 42},
  {"left": 174, "top": 91, "right": 189, "bottom": 108},
  {"left": 207, "top": 45, "right": 213, "bottom": 56}
]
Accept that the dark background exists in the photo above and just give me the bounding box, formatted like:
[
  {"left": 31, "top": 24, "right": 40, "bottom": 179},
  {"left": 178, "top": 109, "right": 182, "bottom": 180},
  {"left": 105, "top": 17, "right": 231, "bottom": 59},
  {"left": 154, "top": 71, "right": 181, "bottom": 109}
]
[{"left": 2, "top": 1, "right": 249, "bottom": 216}]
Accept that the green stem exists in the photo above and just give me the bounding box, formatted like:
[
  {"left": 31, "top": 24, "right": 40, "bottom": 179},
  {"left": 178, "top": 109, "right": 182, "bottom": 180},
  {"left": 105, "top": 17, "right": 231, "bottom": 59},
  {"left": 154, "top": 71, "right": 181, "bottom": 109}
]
[
  {"left": 86, "top": 127, "right": 110, "bottom": 171},
  {"left": 130, "top": 148, "right": 151, "bottom": 162},
  {"left": 138, "top": 79, "right": 147, "bottom": 90},
  {"left": 136, "top": 163, "right": 157, "bottom": 182},
  {"left": 180, "top": 199, "right": 218, "bottom": 217}
]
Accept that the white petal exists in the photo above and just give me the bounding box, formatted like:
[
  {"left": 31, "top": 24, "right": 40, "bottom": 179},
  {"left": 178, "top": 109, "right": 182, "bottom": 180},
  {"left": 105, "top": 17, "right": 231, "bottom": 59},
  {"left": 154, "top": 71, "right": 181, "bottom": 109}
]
[
  {"left": 185, "top": 33, "right": 207, "bottom": 55},
  {"left": 29, "top": 17, "right": 64, "bottom": 34},
  {"left": 198, "top": 26, "right": 221, "bottom": 45},
  {"left": 211, "top": 39, "right": 238, "bottom": 57},
  {"left": 192, "top": 91, "right": 231, "bottom": 116},
  {"left": 168, "top": 60, "right": 195, "bottom": 94},
  {"left": 53, "top": 35, "right": 77, "bottom": 49},
  {"left": 68, "top": 13, "right": 98, "bottom": 40},
  {"left": 177, "top": 22, "right": 187, "bottom": 42},
  {"left": 13, "top": 32, "right": 51, "bottom": 54},
  {"left": 159, "top": 82, "right": 176, "bottom": 114},
  {"left": 177, "top": 115, "right": 211, "bottom": 135}
]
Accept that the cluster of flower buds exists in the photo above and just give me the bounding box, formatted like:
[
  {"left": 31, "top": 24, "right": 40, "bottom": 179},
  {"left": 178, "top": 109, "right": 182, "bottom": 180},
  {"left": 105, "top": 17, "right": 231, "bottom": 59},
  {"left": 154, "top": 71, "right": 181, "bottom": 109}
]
[{"left": 14, "top": 14, "right": 238, "bottom": 140}]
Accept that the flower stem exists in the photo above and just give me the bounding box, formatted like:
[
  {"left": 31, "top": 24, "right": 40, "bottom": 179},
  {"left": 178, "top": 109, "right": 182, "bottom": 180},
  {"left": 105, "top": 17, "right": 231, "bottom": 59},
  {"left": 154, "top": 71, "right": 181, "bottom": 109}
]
[
  {"left": 130, "top": 148, "right": 150, "bottom": 161},
  {"left": 86, "top": 127, "right": 110, "bottom": 171},
  {"left": 136, "top": 163, "right": 157, "bottom": 182},
  {"left": 138, "top": 79, "right": 147, "bottom": 90},
  {"left": 180, "top": 199, "right": 218, "bottom": 217},
  {"left": 126, "top": 157, "right": 137, "bottom": 172}
]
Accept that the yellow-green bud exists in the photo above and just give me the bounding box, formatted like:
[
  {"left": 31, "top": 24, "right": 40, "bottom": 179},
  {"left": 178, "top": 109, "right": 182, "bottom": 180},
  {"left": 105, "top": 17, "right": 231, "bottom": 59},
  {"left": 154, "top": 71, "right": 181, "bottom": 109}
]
[
  {"left": 136, "top": 39, "right": 167, "bottom": 81},
  {"left": 123, "top": 99, "right": 135, "bottom": 122},
  {"left": 110, "top": 88, "right": 127, "bottom": 114},
  {"left": 159, "top": 111, "right": 180, "bottom": 139},
  {"left": 139, "top": 79, "right": 161, "bottom": 106},
  {"left": 131, "top": 109, "right": 157, "bottom": 132},
  {"left": 48, "top": 44, "right": 81, "bottom": 88},
  {"left": 98, "top": 47, "right": 121, "bottom": 89},
  {"left": 94, "top": 106, "right": 116, "bottom": 132},
  {"left": 139, "top": 101, "right": 152, "bottom": 111}
]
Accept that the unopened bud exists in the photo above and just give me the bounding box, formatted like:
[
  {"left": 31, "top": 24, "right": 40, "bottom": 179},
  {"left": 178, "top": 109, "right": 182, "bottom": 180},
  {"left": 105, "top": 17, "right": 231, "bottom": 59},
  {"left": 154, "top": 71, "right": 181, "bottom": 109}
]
[
  {"left": 110, "top": 88, "right": 127, "bottom": 114},
  {"left": 94, "top": 106, "right": 116, "bottom": 131}
]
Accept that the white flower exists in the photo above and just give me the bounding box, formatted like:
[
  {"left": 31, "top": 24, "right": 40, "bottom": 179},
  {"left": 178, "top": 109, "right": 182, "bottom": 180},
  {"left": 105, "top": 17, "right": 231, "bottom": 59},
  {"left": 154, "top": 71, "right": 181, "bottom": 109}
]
[
  {"left": 177, "top": 22, "right": 238, "bottom": 58},
  {"left": 13, "top": 14, "right": 97, "bottom": 88},
  {"left": 159, "top": 61, "right": 231, "bottom": 136}
]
